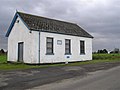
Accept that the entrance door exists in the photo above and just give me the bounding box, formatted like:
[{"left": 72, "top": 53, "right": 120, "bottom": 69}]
[{"left": 18, "top": 42, "right": 24, "bottom": 62}]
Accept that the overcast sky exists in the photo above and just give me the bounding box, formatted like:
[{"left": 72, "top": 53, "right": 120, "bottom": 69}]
[{"left": 0, "top": 0, "right": 120, "bottom": 51}]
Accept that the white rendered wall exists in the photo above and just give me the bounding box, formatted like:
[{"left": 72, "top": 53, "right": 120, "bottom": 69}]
[
  {"left": 8, "top": 17, "right": 38, "bottom": 63},
  {"left": 40, "top": 32, "right": 92, "bottom": 63}
]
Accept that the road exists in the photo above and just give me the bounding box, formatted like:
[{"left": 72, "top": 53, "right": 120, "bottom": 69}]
[
  {"left": 32, "top": 66, "right": 120, "bottom": 90},
  {"left": 0, "top": 62, "right": 120, "bottom": 90}
]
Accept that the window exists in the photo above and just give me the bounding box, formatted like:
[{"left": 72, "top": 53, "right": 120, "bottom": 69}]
[
  {"left": 46, "top": 37, "right": 54, "bottom": 54},
  {"left": 65, "top": 39, "right": 71, "bottom": 54},
  {"left": 80, "top": 40, "right": 85, "bottom": 54}
]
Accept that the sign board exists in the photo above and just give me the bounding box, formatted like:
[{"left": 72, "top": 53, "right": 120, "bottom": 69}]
[{"left": 57, "top": 40, "right": 62, "bottom": 45}]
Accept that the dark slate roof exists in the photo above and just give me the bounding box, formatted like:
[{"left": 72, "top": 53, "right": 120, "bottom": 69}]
[{"left": 18, "top": 12, "right": 93, "bottom": 38}]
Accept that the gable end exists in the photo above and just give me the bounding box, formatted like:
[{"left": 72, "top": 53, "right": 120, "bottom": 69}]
[{"left": 5, "top": 12, "right": 30, "bottom": 37}]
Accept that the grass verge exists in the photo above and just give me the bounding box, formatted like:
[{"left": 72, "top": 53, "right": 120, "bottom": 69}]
[{"left": 0, "top": 54, "right": 120, "bottom": 70}]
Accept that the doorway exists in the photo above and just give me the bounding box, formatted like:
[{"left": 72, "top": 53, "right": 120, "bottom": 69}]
[{"left": 18, "top": 42, "right": 24, "bottom": 62}]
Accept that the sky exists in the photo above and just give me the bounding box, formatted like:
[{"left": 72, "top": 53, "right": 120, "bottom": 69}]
[{"left": 0, "top": 0, "right": 120, "bottom": 52}]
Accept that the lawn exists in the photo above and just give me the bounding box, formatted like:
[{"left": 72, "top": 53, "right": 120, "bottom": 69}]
[
  {"left": 0, "top": 53, "right": 120, "bottom": 70},
  {"left": 0, "top": 54, "right": 65, "bottom": 70},
  {"left": 93, "top": 53, "right": 120, "bottom": 60},
  {"left": 0, "top": 54, "right": 7, "bottom": 63}
]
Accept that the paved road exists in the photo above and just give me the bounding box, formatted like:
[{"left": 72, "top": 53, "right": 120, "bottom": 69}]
[
  {"left": 0, "top": 62, "right": 120, "bottom": 90},
  {"left": 32, "top": 66, "right": 120, "bottom": 90}
]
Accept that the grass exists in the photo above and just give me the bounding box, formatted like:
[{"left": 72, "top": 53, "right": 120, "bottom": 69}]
[
  {"left": 66, "top": 53, "right": 120, "bottom": 66},
  {"left": 0, "top": 54, "right": 65, "bottom": 70},
  {"left": 93, "top": 53, "right": 120, "bottom": 60},
  {"left": 0, "top": 54, "right": 7, "bottom": 63},
  {"left": 0, "top": 53, "right": 120, "bottom": 70}
]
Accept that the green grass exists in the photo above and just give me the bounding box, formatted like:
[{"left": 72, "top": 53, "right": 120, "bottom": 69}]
[
  {"left": 93, "top": 53, "right": 120, "bottom": 60},
  {"left": 0, "top": 54, "right": 7, "bottom": 63},
  {"left": 0, "top": 53, "right": 120, "bottom": 70},
  {"left": 0, "top": 54, "right": 65, "bottom": 70}
]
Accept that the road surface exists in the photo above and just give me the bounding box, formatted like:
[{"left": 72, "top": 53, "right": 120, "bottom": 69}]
[
  {"left": 1, "top": 62, "right": 120, "bottom": 90},
  {"left": 32, "top": 66, "right": 120, "bottom": 90}
]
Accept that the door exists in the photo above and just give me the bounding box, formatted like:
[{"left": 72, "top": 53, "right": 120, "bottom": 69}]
[{"left": 18, "top": 42, "right": 24, "bottom": 62}]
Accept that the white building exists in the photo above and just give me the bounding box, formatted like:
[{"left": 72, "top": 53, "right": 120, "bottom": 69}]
[{"left": 6, "top": 12, "right": 93, "bottom": 64}]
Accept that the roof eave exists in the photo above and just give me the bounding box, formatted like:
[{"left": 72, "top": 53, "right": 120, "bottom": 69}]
[
  {"left": 5, "top": 12, "right": 18, "bottom": 37},
  {"left": 30, "top": 28, "right": 94, "bottom": 38}
]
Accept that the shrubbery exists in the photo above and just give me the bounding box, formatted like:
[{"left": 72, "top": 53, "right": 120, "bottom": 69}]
[{"left": 0, "top": 49, "right": 7, "bottom": 55}]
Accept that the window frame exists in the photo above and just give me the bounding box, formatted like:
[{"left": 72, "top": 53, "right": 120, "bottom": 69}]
[
  {"left": 65, "top": 39, "right": 71, "bottom": 55},
  {"left": 80, "top": 40, "right": 85, "bottom": 55},
  {"left": 46, "top": 37, "right": 54, "bottom": 55}
]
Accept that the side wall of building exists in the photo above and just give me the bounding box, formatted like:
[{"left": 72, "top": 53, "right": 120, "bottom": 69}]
[
  {"left": 8, "top": 17, "right": 38, "bottom": 63},
  {"left": 40, "top": 32, "right": 92, "bottom": 63}
]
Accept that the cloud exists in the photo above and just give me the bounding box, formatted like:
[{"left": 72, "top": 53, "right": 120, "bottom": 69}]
[{"left": 0, "top": 0, "right": 120, "bottom": 51}]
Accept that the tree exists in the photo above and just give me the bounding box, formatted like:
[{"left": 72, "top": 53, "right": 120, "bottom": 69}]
[
  {"left": 97, "top": 50, "right": 103, "bottom": 53},
  {"left": 0, "top": 49, "right": 5, "bottom": 54},
  {"left": 103, "top": 49, "right": 108, "bottom": 53},
  {"left": 97, "top": 49, "right": 108, "bottom": 54}
]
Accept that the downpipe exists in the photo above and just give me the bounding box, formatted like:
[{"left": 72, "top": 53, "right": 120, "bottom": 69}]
[{"left": 38, "top": 30, "right": 40, "bottom": 64}]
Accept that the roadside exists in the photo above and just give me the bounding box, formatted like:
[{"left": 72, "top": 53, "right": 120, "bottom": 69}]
[
  {"left": 0, "top": 54, "right": 120, "bottom": 70},
  {"left": 0, "top": 61, "right": 120, "bottom": 90}
]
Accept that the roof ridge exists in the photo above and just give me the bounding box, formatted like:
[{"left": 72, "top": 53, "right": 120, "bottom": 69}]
[{"left": 17, "top": 11, "right": 77, "bottom": 25}]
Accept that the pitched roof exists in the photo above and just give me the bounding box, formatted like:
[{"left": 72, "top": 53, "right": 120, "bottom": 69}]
[{"left": 6, "top": 12, "right": 93, "bottom": 38}]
